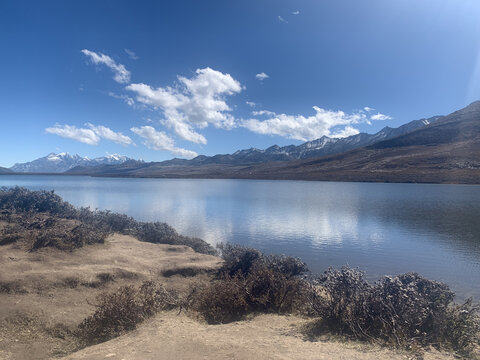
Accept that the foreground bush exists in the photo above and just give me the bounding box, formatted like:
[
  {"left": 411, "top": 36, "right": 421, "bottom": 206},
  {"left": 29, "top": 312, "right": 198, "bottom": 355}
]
[
  {"left": 310, "top": 266, "right": 480, "bottom": 355},
  {"left": 191, "top": 244, "right": 311, "bottom": 324},
  {"left": 77, "top": 281, "right": 178, "bottom": 345}
]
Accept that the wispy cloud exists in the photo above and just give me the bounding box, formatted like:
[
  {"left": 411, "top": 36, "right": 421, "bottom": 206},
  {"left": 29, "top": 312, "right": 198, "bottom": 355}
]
[
  {"left": 124, "top": 48, "right": 138, "bottom": 60},
  {"left": 46, "top": 123, "right": 134, "bottom": 146},
  {"left": 108, "top": 91, "right": 135, "bottom": 107},
  {"left": 130, "top": 125, "right": 197, "bottom": 158},
  {"left": 255, "top": 72, "right": 269, "bottom": 81},
  {"left": 242, "top": 106, "right": 391, "bottom": 141},
  {"left": 370, "top": 113, "right": 392, "bottom": 121},
  {"left": 292, "top": 10, "right": 300, "bottom": 15},
  {"left": 363, "top": 106, "right": 374, "bottom": 112},
  {"left": 278, "top": 15, "right": 288, "bottom": 23},
  {"left": 246, "top": 101, "right": 256, "bottom": 107},
  {"left": 81, "top": 49, "right": 131, "bottom": 83},
  {"left": 126, "top": 67, "right": 242, "bottom": 145}
]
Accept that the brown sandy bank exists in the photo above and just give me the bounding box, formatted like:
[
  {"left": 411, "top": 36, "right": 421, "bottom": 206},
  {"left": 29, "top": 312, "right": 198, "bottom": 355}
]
[
  {"left": 0, "top": 233, "right": 219, "bottom": 359},
  {"left": 61, "top": 311, "right": 456, "bottom": 360}
]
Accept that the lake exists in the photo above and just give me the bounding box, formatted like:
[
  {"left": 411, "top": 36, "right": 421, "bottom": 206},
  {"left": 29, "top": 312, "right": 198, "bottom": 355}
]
[{"left": 1, "top": 175, "right": 479, "bottom": 300}]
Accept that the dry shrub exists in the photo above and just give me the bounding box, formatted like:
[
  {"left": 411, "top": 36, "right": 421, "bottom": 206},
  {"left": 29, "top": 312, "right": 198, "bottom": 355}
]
[
  {"left": 77, "top": 281, "right": 178, "bottom": 345},
  {"left": 190, "top": 244, "right": 311, "bottom": 324},
  {"left": 0, "top": 280, "right": 28, "bottom": 294},
  {"left": 0, "top": 186, "right": 76, "bottom": 217},
  {"left": 190, "top": 273, "right": 249, "bottom": 324},
  {"left": 60, "top": 277, "right": 81, "bottom": 289},
  {"left": 0, "top": 223, "right": 23, "bottom": 245},
  {"left": 309, "top": 266, "right": 480, "bottom": 355},
  {"left": 161, "top": 266, "right": 205, "bottom": 278},
  {"left": 31, "top": 223, "right": 108, "bottom": 251}
]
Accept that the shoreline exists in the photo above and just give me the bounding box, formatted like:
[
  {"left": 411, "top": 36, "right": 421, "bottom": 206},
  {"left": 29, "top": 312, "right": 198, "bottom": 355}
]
[{"left": 3, "top": 172, "right": 480, "bottom": 186}]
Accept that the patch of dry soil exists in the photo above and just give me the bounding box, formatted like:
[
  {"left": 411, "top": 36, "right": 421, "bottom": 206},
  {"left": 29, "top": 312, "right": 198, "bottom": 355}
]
[
  {"left": 61, "top": 311, "right": 457, "bottom": 360},
  {"left": 0, "top": 234, "right": 220, "bottom": 359}
]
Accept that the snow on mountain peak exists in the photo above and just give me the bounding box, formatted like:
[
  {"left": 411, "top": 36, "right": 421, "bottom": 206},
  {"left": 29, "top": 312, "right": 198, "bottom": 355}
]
[{"left": 10, "top": 153, "right": 134, "bottom": 173}]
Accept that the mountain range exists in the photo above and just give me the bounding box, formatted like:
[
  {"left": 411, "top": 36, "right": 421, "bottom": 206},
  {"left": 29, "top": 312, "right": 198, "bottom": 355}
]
[
  {"left": 4, "top": 101, "right": 480, "bottom": 184},
  {"left": 66, "top": 113, "right": 441, "bottom": 175},
  {"left": 10, "top": 153, "right": 137, "bottom": 173},
  {"left": 66, "top": 100, "right": 480, "bottom": 184}
]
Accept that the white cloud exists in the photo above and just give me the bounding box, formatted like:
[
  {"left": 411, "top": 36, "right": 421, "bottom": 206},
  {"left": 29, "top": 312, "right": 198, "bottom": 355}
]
[
  {"left": 130, "top": 125, "right": 197, "bottom": 158},
  {"left": 124, "top": 48, "right": 138, "bottom": 60},
  {"left": 126, "top": 67, "right": 242, "bottom": 144},
  {"left": 278, "top": 16, "right": 288, "bottom": 23},
  {"left": 81, "top": 49, "right": 131, "bottom": 83},
  {"left": 370, "top": 113, "right": 392, "bottom": 121},
  {"left": 363, "top": 106, "right": 374, "bottom": 112},
  {"left": 45, "top": 124, "right": 100, "bottom": 145},
  {"left": 246, "top": 101, "right": 256, "bottom": 107},
  {"left": 86, "top": 123, "right": 134, "bottom": 146},
  {"left": 252, "top": 110, "right": 276, "bottom": 116},
  {"left": 108, "top": 92, "right": 135, "bottom": 106},
  {"left": 46, "top": 123, "right": 134, "bottom": 146},
  {"left": 255, "top": 72, "right": 269, "bottom": 81},
  {"left": 292, "top": 10, "right": 300, "bottom": 15},
  {"left": 241, "top": 106, "right": 375, "bottom": 141}
]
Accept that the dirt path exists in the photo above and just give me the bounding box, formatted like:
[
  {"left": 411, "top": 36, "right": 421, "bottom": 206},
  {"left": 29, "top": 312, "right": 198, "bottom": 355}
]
[{"left": 61, "top": 311, "right": 455, "bottom": 360}]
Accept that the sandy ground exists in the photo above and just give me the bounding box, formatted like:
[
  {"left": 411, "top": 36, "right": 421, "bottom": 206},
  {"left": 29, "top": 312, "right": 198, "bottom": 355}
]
[
  {"left": 0, "top": 232, "right": 220, "bottom": 359},
  {"left": 0, "top": 226, "right": 466, "bottom": 360},
  {"left": 61, "top": 311, "right": 456, "bottom": 360}
]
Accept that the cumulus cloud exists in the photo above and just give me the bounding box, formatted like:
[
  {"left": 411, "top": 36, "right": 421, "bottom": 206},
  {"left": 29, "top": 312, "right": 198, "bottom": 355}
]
[
  {"left": 86, "top": 123, "right": 134, "bottom": 146},
  {"left": 46, "top": 124, "right": 134, "bottom": 146},
  {"left": 370, "top": 113, "right": 392, "bottom": 121},
  {"left": 81, "top": 49, "right": 131, "bottom": 83},
  {"left": 126, "top": 67, "right": 242, "bottom": 144},
  {"left": 45, "top": 125, "right": 100, "bottom": 145},
  {"left": 130, "top": 126, "right": 197, "bottom": 158},
  {"left": 292, "top": 10, "right": 300, "bottom": 15},
  {"left": 255, "top": 72, "right": 269, "bottom": 81},
  {"left": 278, "top": 15, "right": 288, "bottom": 23},
  {"left": 241, "top": 106, "right": 380, "bottom": 141},
  {"left": 363, "top": 106, "right": 374, "bottom": 112},
  {"left": 124, "top": 48, "right": 138, "bottom": 60}
]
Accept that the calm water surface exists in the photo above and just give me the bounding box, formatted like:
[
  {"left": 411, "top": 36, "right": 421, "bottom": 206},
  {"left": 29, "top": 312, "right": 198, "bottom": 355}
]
[{"left": 1, "top": 175, "right": 479, "bottom": 300}]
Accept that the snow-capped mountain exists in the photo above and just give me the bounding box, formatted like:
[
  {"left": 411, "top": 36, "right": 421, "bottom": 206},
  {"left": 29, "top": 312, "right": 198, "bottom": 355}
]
[
  {"left": 10, "top": 153, "right": 136, "bottom": 173},
  {"left": 177, "top": 115, "right": 443, "bottom": 165}
]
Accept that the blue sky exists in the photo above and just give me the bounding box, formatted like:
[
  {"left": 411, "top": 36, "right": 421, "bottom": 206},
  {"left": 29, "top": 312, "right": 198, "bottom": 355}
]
[{"left": 1, "top": 0, "right": 480, "bottom": 167}]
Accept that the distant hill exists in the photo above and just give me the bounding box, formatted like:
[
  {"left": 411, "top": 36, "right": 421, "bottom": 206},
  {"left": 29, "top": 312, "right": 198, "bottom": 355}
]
[
  {"left": 0, "top": 166, "right": 12, "bottom": 174},
  {"left": 11, "top": 153, "right": 138, "bottom": 173},
  {"left": 68, "top": 114, "right": 441, "bottom": 176},
  {"left": 70, "top": 101, "right": 480, "bottom": 184}
]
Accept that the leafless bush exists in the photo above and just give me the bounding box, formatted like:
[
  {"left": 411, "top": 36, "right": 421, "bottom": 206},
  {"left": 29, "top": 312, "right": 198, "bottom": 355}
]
[
  {"left": 190, "top": 274, "right": 250, "bottom": 324},
  {"left": 190, "top": 244, "right": 311, "bottom": 324},
  {"left": 31, "top": 223, "right": 108, "bottom": 250},
  {"left": 0, "top": 186, "right": 76, "bottom": 217},
  {"left": 0, "top": 280, "right": 28, "bottom": 294},
  {"left": 77, "top": 281, "right": 178, "bottom": 345},
  {"left": 161, "top": 266, "right": 206, "bottom": 278},
  {"left": 309, "top": 267, "right": 480, "bottom": 355},
  {"left": 217, "top": 243, "right": 263, "bottom": 276}
]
